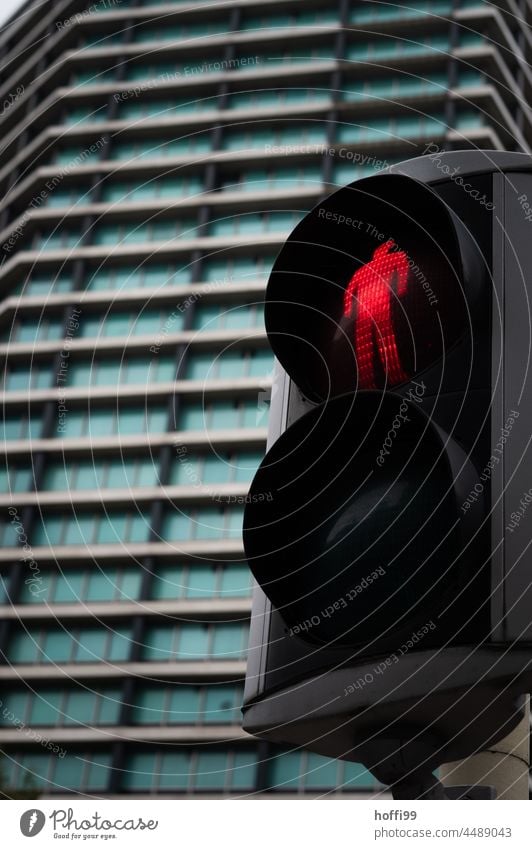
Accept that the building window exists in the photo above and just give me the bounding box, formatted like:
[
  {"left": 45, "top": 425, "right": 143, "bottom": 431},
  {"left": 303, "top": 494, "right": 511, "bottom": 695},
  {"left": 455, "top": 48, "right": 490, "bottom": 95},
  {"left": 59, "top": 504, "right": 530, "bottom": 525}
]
[
  {"left": 123, "top": 747, "right": 257, "bottom": 792},
  {"left": 0, "top": 688, "right": 122, "bottom": 727},
  {"left": 178, "top": 398, "right": 265, "bottom": 431},
  {"left": 86, "top": 263, "right": 191, "bottom": 290},
  {"left": 7, "top": 626, "right": 132, "bottom": 664},
  {"left": 186, "top": 348, "right": 273, "bottom": 380},
  {"left": 208, "top": 211, "right": 302, "bottom": 236},
  {"left": 101, "top": 175, "right": 203, "bottom": 203},
  {"left": 267, "top": 750, "right": 379, "bottom": 792},
  {"left": 1, "top": 413, "right": 42, "bottom": 440},
  {"left": 142, "top": 621, "right": 248, "bottom": 661},
  {"left": 9, "top": 752, "right": 112, "bottom": 793},
  {"left": 151, "top": 563, "right": 252, "bottom": 600},
  {"left": 28, "top": 510, "right": 153, "bottom": 547},
  {"left": 193, "top": 302, "right": 264, "bottom": 331},
  {"left": 170, "top": 450, "right": 263, "bottom": 486},
  {"left": 162, "top": 505, "right": 245, "bottom": 541},
  {"left": 16, "top": 567, "right": 143, "bottom": 605},
  {"left": 67, "top": 356, "right": 176, "bottom": 387},
  {"left": 109, "top": 135, "right": 211, "bottom": 160},
  {"left": 54, "top": 404, "right": 168, "bottom": 438},
  {"left": 132, "top": 683, "right": 244, "bottom": 725}
]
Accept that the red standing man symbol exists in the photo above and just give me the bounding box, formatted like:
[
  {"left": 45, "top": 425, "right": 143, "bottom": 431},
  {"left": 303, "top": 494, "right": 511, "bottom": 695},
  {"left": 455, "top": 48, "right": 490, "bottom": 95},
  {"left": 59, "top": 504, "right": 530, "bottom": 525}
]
[{"left": 343, "top": 240, "right": 410, "bottom": 389}]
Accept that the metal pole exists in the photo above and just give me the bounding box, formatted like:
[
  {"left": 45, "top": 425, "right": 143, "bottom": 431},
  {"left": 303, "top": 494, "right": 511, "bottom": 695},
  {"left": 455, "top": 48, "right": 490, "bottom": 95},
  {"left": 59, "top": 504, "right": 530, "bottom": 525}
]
[{"left": 440, "top": 696, "right": 530, "bottom": 800}]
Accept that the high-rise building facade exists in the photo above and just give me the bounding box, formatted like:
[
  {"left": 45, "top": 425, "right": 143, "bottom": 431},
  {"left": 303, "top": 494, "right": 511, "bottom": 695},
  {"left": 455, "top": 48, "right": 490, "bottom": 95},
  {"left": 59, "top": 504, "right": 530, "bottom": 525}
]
[{"left": 0, "top": 0, "right": 528, "bottom": 798}]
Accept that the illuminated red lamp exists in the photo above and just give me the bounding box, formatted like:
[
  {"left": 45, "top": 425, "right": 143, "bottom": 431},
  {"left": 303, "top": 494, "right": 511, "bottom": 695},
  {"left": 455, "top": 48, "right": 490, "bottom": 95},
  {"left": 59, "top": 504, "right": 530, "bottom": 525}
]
[{"left": 343, "top": 240, "right": 410, "bottom": 389}]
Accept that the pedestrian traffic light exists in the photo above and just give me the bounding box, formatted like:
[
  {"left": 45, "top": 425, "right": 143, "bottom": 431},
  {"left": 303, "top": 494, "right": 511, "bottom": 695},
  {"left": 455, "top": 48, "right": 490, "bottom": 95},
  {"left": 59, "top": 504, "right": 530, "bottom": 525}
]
[{"left": 242, "top": 150, "right": 532, "bottom": 787}]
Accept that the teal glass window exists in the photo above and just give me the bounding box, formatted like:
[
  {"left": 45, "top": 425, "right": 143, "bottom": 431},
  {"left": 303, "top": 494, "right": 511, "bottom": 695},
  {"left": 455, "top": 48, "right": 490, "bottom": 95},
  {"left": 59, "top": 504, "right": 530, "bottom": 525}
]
[
  {"left": 248, "top": 349, "right": 274, "bottom": 377},
  {"left": 211, "top": 623, "right": 247, "bottom": 658},
  {"left": 7, "top": 627, "right": 132, "bottom": 665},
  {"left": 43, "top": 457, "right": 159, "bottom": 492},
  {"left": 342, "top": 74, "right": 448, "bottom": 103},
  {"left": 132, "top": 684, "right": 243, "bottom": 725},
  {"left": 142, "top": 622, "right": 247, "bottom": 661},
  {"left": 242, "top": 8, "right": 336, "bottom": 29},
  {"left": 231, "top": 751, "right": 258, "bottom": 789},
  {"left": 305, "top": 753, "right": 339, "bottom": 788},
  {"left": 5, "top": 363, "right": 52, "bottom": 391},
  {"left": 133, "top": 688, "right": 167, "bottom": 724},
  {"left": 270, "top": 751, "right": 304, "bottom": 788},
  {"left": 203, "top": 254, "right": 274, "bottom": 284},
  {"left": 45, "top": 185, "right": 93, "bottom": 207},
  {"left": 458, "top": 31, "right": 484, "bottom": 47},
  {"left": 0, "top": 463, "right": 33, "bottom": 493},
  {"left": 97, "top": 691, "right": 122, "bottom": 724},
  {"left": 109, "top": 135, "right": 211, "bottom": 161},
  {"left": 166, "top": 688, "right": 201, "bottom": 724},
  {"left": 454, "top": 110, "right": 485, "bottom": 129},
  {"left": 179, "top": 403, "right": 208, "bottom": 430},
  {"left": 92, "top": 219, "right": 196, "bottom": 246},
  {"left": 63, "top": 105, "right": 107, "bottom": 125},
  {"left": 28, "top": 691, "right": 64, "bottom": 726},
  {"left": 62, "top": 691, "right": 97, "bottom": 725},
  {"left": 182, "top": 566, "right": 217, "bottom": 598},
  {"left": 266, "top": 750, "right": 378, "bottom": 791},
  {"left": 224, "top": 166, "right": 322, "bottom": 192},
  {"left": 170, "top": 450, "right": 263, "bottom": 486},
  {"left": 2, "top": 317, "right": 65, "bottom": 343},
  {"left": 82, "top": 30, "right": 125, "bottom": 48},
  {"left": 42, "top": 630, "right": 72, "bottom": 662},
  {"left": 0, "top": 690, "right": 29, "bottom": 724},
  {"left": 343, "top": 761, "right": 379, "bottom": 788},
  {"left": 219, "top": 565, "right": 252, "bottom": 597},
  {"left": 10, "top": 750, "right": 113, "bottom": 792},
  {"left": 178, "top": 398, "right": 264, "bottom": 431},
  {"left": 53, "top": 146, "right": 102, "bottom": 167},
  {"left": 150, "top": 563, "right": 251, "bottom": 600},
  {"left": 240, "top": 46, "right": 333, "bottom": 68},
  {"left": 53, "top": 405, "right": 168, "bottom": 439},
  {"left": 346, "top": 33, "right": 449, "bottom": 61},
  {"left": 102, "top": 175, "right": 202, "bottom": 202},
  {"left": 108, "top": 629, "right": 132, "bottom": 661},
  {"left": 0, "top": 519, "right": 22, "bottom": 547},
  {"left": 151, "top": 565, "right": 185, "bottom": 600},
  {"left": 203, "top": 685, "right": 242, "bottom": 724},
  {"left": 67, "top": 357, "right": 175, "bottom": 387},
  {"left": 351, "top": 0, "right": 451, "bottom": 22},
  {"left": 194, "top": 751, "right": 227, "bottom": 789},
  {"left": 229, "top": 89, "right": 330, "bottom": 109},
  {"left": 2, "top": 413, "right": 40, "bottom": 440},
  {"left": 186, "top": 348, "right": 273, "bottom": 381},
  {"left": 8, "top": 632, "right": 40, "bottom": 664},
  {"left": 224, "top": 125, "right": 326, "bottom": 151},
  {"left": 177, "top": 624, "right": 209, "bottom": 659},
  {"left": 30, "top": 511, "right": 152, "bottom": 547},
  {"left": 123, "top": 753, "right": 159, "bottom": 790},
  {"left": 72, "top": 69, "right": 115, "bottom": 87},
  {"left": 85, "top": 264, "right": 190, "bottom": 291},
  {"left": 0, "top": 574, "right": 10, "bottom": 605},
  {"left": 194, "top": 303, "right": 264, "bottom": 331},
  {"left": 52, "top": 572, "right": 85, "bottom": 603},
  {"left": 132, "top": 19, "right": 229, "bottom": 42},
  {"left": 143, "top": 626, "right": 176, "bottom": 661},
  {"left": 186, "top": 352, "right": 217, "bottom": 380}
]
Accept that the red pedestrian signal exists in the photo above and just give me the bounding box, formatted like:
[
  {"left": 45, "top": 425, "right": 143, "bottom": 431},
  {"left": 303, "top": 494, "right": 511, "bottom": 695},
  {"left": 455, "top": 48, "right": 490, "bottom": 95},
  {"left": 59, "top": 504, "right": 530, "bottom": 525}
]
[
  {"left": 343, "top": 240, "right": 410, "bottom": 389},
  {"left": 265, "top": 174, "right": 482, "bottom": 400}
]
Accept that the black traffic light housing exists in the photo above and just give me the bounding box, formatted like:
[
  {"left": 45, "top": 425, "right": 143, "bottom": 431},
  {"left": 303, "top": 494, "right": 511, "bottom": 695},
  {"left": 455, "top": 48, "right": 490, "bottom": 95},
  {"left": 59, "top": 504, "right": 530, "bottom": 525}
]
[{"left": 242, "top": 150, "right": 532, "bottom": 784}]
